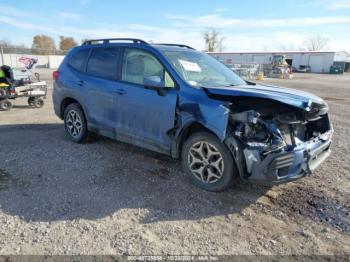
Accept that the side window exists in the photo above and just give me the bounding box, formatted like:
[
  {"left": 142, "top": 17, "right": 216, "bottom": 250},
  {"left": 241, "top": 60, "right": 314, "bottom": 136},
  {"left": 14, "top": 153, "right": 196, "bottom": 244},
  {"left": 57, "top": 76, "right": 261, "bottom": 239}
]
[
  {"left": 122, "top": 49, "right": 175, "bottom": 88},
  {"left": 86, "top": 48, "right": 119, "bottom": 79},
  {"left": 68, "top": 49, "right": 90, "bottom": 72}
]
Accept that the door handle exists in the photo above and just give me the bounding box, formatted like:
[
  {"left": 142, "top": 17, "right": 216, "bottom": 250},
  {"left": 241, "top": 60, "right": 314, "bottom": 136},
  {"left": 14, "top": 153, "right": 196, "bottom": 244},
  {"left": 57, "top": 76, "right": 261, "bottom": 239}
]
[{"left": 115, "top": 88, "right": 126, "bottom": 95}]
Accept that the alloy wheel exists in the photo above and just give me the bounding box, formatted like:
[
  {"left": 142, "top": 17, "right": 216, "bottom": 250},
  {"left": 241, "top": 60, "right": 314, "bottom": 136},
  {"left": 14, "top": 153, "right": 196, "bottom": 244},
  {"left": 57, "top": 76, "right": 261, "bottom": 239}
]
[
  {"left": 65, "top": 110, "right": 83, "bottom": 138},
  {"left": 187, "top": 141, "right": 224, "bottom": 183}
]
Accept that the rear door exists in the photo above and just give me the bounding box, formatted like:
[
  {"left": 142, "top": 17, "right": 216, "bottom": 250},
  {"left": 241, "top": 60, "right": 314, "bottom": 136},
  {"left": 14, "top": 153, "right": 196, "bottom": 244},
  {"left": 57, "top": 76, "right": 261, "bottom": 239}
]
[
  {"left": 83, "top": 47, "right": 120, "bottom": 134},
  {"left": 115, "top": 48, "right": 178, "bottom": 153},
  {"left": 62, "top": 48, "right": 90, "bottom": 91}
]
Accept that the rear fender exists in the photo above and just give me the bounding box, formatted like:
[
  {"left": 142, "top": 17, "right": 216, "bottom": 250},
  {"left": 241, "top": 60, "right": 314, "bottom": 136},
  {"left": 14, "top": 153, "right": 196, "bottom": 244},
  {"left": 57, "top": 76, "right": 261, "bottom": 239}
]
[{"left": 60, "top": 93, "right": 89, "bottom": 121}]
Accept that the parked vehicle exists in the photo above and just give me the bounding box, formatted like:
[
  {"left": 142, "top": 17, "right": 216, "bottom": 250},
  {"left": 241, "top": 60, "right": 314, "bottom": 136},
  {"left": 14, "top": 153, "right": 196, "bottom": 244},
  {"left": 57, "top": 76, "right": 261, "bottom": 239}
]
[
  {"left": 291, "top": 66, "right": 299, "bottom": 73},
  {"left": 330, "top": 65, "right": 343, "bottom": 74},
  {"left": 53, "top": 39, "right": 333, "bottom": 191},
  {"left": 0, "top": 65, "right": 47, "bottom": 111},
  {"left": 298, "top": 65, "right": 312, "bottom": 73}
]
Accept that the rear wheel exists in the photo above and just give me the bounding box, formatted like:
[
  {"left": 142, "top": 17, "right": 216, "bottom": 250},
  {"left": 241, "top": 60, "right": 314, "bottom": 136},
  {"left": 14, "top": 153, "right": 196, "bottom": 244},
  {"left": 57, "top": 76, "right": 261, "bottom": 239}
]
[
  {"left": 181, "top": 132, "right": 237, "bottom": 192},
  {"left": 33, "top": 98, "right": 44, "bottom": 108},
  {"left": 0, "top": 99, "right": 13, "bottom": 111},
  {"left": 64, "top": 103, "right": 88, "bottom": 143}
]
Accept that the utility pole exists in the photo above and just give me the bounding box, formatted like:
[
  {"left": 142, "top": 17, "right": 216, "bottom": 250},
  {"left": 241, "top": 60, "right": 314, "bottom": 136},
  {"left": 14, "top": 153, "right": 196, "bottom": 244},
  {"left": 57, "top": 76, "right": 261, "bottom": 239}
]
[{"left": 0, "top": 46, "right": 4, "bottom": 66}]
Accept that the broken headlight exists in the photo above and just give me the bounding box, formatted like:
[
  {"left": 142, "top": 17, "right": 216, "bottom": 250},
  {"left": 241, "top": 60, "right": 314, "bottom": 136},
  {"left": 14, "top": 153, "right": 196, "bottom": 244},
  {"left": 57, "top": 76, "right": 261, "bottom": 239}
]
[{"left": 230, "top": 110, "right": 286, "bottom": 155}]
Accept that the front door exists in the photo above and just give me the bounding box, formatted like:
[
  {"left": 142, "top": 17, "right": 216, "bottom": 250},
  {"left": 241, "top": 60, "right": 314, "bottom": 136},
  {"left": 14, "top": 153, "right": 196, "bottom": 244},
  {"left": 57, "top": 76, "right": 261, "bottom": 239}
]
[{"left": 115, "top": 48, "right": 178, "bottom": 153}]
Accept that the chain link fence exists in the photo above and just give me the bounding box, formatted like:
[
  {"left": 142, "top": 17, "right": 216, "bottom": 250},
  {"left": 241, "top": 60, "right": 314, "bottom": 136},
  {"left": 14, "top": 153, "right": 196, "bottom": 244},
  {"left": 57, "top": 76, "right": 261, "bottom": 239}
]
[
  {"left": 228, "top": 63, "right": 263, "bottom": 80},
  {"left": 0, "top": 46, "right": 69, "bottom": 56},
  {"left": 229, "top": 63, "right": 291, "bottom": 80}
]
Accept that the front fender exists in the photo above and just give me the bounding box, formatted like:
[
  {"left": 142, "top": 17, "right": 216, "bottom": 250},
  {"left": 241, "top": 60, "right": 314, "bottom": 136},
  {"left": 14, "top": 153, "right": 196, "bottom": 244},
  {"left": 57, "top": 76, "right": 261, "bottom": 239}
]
[
  {"left": 170, "top": 98, "right": 230, "bottom": 158},
  {"left": 178, "top": 98, "right": 230, "bottom": 140}
]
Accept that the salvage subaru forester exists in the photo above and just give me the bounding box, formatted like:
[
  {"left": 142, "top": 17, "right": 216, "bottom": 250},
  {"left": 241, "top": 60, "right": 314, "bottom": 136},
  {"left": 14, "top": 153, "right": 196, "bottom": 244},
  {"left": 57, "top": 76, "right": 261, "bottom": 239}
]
[{"left": 53, "top": 38, "right": 333, "bottom": 191}]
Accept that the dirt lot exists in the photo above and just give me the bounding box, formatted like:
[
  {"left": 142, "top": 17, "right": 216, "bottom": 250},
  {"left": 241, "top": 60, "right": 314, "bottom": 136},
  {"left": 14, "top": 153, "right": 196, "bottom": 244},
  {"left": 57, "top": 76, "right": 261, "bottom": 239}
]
[{"left": 0, "top": 72, "right": 349, "bottom": 256}]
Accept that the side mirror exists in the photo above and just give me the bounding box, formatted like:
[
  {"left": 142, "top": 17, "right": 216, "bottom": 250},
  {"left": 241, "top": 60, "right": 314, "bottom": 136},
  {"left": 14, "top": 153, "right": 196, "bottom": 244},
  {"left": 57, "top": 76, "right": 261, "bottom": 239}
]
[
  {"left": 144, "top": 76, "right": 163, "bottom": 88},
  {"left": 144, "top": 76, "right": 167, "bottom": 96}
]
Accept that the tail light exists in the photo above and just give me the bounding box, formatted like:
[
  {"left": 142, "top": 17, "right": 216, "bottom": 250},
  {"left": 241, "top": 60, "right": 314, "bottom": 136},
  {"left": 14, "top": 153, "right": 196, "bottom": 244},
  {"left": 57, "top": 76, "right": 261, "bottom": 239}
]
[{"left": 53, "top": 70, "right": 60, "bottom": 80}]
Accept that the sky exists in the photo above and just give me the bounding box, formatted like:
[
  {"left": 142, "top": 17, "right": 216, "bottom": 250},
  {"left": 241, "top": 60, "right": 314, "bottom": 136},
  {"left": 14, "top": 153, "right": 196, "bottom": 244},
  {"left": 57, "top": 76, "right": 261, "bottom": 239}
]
[{"left": 0, "top": 0, "right": 350, "bottom": 52}]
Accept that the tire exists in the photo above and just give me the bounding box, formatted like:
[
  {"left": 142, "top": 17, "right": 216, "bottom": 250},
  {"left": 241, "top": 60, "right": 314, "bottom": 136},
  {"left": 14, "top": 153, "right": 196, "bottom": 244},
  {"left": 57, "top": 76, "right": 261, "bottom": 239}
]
[
  {"left": 34, "top": 72, "right": 40, "bottom": 82},
  {"left": 181, "top": 132, "right": 237, "bottom": 192},
  {"left": 33, "top": 98, "right": 44, "bottom": 108},
  {"left": 28, "top": 97, "right": 35, "bottom": 106},
  {"left": 64, "top": 103, "right": 88, "bottom": 143},
  {"left": 0, "top": 99, "right": 13, "bottom": 111}
]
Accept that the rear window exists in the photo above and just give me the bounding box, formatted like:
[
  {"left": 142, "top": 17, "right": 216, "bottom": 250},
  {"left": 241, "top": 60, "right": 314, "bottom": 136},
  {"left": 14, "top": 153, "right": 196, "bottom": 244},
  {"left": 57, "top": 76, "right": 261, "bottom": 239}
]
[
  {"left": 86, "top": 48, "right": 119, "bottom": 79},
  {"left": 68, "top": 49, "right": 90, "bottom": 72}
]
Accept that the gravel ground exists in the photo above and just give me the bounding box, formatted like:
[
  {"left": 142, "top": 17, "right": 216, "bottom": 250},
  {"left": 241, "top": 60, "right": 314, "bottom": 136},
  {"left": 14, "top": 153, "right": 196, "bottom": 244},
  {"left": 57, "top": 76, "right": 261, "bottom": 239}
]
[{"left": 0, "top": 72, "right": 349, "bottom": 256}]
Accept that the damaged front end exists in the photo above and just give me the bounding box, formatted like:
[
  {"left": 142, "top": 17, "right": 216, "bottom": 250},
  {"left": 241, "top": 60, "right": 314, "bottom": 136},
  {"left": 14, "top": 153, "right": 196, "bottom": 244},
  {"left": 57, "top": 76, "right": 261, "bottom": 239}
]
[{"left": 225, "top": 98, "right": 333, "bottom": 184}]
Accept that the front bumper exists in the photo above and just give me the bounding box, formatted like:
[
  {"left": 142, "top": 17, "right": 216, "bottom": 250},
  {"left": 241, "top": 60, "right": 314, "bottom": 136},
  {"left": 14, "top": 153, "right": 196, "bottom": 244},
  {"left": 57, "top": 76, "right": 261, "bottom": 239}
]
[{"left": 245, "top": 130, "right": 333, "bottom": 185}]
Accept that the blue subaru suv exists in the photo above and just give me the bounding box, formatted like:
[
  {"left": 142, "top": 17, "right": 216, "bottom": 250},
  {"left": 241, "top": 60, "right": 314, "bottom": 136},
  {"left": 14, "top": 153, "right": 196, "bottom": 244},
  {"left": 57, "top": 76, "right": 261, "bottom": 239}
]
[{"left": 53, "top": 38, "right": 333, "bottom": 191}]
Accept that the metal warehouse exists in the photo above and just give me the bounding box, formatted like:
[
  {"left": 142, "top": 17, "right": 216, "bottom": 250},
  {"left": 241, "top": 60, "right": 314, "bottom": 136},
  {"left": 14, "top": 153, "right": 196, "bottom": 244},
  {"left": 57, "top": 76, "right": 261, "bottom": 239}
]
[{"left": 209, "top": 51, "right": 350, "bottom": 73}]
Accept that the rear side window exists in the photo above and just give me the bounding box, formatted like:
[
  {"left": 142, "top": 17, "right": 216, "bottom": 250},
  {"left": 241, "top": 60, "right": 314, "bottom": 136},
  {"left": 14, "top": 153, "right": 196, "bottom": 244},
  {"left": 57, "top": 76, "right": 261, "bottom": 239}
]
[
  {"left": 86, "top": 48, "right": 119, "bottom": 79},
  {"left": 68, "top": 49, "right": 89, "bottom": 72}
]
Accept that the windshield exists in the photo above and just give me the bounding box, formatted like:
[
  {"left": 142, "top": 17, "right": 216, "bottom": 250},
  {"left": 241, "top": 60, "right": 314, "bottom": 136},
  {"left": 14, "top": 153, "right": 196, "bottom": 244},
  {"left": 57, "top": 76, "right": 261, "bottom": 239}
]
[{"left": 161, "top": 50, "right": 246, "bottom": 88}]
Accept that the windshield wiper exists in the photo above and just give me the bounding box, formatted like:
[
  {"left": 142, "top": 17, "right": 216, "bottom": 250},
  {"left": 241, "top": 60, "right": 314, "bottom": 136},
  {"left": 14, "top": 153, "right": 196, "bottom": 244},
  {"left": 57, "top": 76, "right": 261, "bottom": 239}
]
[{"left": 223, "top": 83, "right": 239, "bottom": 87}]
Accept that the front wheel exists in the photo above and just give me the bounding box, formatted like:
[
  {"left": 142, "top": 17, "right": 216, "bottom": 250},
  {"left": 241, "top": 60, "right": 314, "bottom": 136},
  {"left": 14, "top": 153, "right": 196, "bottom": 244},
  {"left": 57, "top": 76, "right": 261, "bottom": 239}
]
[
  {"left": 28, "top": 97, "right": 35, "bottom": 106},
  {"left": 64, "top": 103, "right": 88, "bottom": 143},
  {"left": 0, "top": 99, "right": 13, "bottom": 111},
  {"left": 181, "top": 132, "right": 237, "bottom": 192}
]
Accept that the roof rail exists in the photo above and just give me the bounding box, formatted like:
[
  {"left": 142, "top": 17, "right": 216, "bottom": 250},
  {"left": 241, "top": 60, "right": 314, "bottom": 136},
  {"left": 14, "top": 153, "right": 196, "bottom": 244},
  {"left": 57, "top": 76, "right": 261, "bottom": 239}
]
[
  {"left": 82, "top": 38, "right": 149, "bottom": 45},
  {"left": 154, "top": 43, "right": 195, "bottom": 50}
]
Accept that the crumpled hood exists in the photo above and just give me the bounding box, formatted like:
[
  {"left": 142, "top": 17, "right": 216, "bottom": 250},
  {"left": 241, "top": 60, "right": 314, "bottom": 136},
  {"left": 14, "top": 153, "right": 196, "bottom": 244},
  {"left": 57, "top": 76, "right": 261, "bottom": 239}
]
[{"left": 205, "top": 83, "right": 326, "bottom": 110}]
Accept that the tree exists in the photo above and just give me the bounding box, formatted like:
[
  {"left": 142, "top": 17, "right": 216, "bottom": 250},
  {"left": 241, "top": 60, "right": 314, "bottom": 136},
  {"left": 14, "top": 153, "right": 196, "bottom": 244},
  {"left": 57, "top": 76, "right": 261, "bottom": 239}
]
[
  {"left": 59, "top": 36, "right": 78, "bottom": 53},
  {"left": 304, "top": 35, "right": 329, "bottom": 51},
  {"left": 0, "top": 39, "right": 12, "bottom": 48},
  {"left": 279, "top": 44, "right": 297, "bottom": 51},
  {"left": 0, "top": 39, "right": 16, "bottom": 53},
  {"left": 203, "top": 28, "right": 224, "bottom": 52},
  {"left": 0, "top": 39, "right": 30, "bottom": 54},
  {"left": 32, "top": 35, "right": 56, "bottom": 55}
]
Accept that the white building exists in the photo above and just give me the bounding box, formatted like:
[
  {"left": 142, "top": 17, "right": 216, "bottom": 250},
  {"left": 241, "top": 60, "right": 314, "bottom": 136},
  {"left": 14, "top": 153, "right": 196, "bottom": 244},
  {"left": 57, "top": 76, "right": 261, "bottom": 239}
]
[{"left": 208, "top": 51, "right": 350, "bottom": 73}]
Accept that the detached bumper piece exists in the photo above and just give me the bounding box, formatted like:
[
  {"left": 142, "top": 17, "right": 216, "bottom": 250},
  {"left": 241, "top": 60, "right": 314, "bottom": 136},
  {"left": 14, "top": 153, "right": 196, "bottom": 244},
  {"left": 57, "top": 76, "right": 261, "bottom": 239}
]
[{"left": 247, "top": 133, "right": 332, "bottom": 185}]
